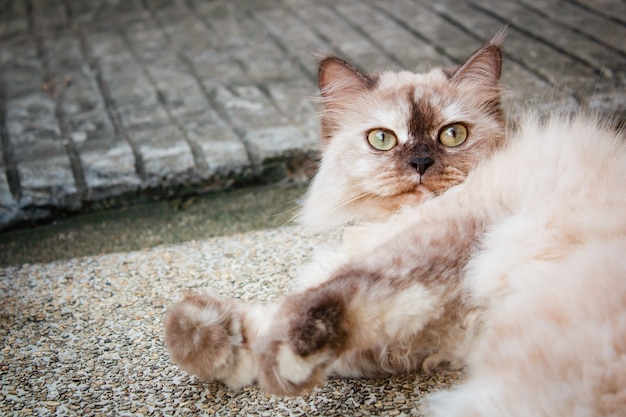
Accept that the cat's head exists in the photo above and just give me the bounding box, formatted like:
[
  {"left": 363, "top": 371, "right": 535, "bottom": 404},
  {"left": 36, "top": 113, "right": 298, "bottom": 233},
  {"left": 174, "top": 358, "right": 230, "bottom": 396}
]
[{"left": 300, "top": 32, "right": 507, "bottom": 231}]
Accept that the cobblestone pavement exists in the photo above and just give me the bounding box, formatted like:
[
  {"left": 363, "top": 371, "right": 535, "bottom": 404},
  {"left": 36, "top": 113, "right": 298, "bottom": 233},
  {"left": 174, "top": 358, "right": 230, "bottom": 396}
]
[{"left": 1, "top": 0, "right": 625, "bottom": 229}]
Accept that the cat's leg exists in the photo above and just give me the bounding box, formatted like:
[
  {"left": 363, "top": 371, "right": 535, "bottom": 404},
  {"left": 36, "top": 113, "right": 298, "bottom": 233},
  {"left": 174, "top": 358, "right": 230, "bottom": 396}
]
[
  {"left": 252, "top": 199, "right": 481, "bottom": 395},
  {"left": 164, "top": 290, "right": 277, "bottom": 389},
  {"left": 252, "top": 266, "right": 460, "bottom": 396}
]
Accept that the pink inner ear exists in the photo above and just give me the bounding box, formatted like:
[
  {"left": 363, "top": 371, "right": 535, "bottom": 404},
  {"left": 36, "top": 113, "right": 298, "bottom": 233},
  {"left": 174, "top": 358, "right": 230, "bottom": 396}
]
[
  {"left": 318, "top": 57, "right": 376, "bottom": 99},
  {"left": 451, "top": 43, "right": 502, "bottom": 86},
  {"left": 451, "top": 31, "right": 505, "bottom": 86}
]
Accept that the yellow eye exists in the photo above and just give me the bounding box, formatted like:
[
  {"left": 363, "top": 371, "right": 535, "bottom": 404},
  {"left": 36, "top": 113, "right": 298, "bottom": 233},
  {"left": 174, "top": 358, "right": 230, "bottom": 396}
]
[
  {"left": 367, "top": 129, "right": 398, "bottom": 151},
  {"left": 439, "top": 123, "right": 468, "bottom": 147}
]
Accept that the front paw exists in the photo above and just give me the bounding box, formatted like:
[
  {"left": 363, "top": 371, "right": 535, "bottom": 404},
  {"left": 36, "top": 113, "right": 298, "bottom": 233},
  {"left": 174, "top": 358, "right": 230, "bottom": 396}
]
[
  {"left": 255, "top": 291, "right": 348, "bottom": 396},
  {"left": 164, "top": 292, "right": 255, "bottom": 389}
]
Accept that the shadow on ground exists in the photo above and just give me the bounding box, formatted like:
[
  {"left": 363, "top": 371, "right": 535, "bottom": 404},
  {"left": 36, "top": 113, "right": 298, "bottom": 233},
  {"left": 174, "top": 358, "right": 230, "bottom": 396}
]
[{"left": 0, "top": 184, "right": 305, "bottom": 267}]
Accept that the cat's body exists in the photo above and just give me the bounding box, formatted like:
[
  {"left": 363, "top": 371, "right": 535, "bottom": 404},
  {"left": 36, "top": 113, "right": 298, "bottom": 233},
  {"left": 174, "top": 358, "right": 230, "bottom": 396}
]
[{"left": 164, "top": 33, "right": 626, "bottom": 416}]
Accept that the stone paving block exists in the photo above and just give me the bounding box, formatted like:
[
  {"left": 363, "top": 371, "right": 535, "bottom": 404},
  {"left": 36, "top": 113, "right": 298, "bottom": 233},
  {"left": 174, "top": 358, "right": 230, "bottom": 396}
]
[
  {"left": 0, "top": 37, "right": 45, "bottom": 100},
  {"left": 182, "top": 118, "right": 251, "bottom": 179},
  {"left": 290, "top": 3, "right": 394, "bottom": 72},
  {"left": 85, "top": 0, "right": 145, "bottom": 33},
  {"left": 40, "top": 31, "right": 82, "bottom": 76},
  {"left": 0, "top": 0, "right": 28, "bottom": 38},
  {"left": 192, "top": 1, "right": 266, "bottom": 50},
  {"left": 264, "top": 80, "right": 318, "bottom": 130},
  {"left": 159, "top": 78, "right": 209, "bottom": 118},
  {"left": 15, "top": 140, "right": 77, "bottom": 208},
  {"left": 245, "top": 125, "right": 318, "bottom": 168},
  {"left": 518, "top": 0, "right": 626, "bottom": 55},
  {"left": 214, "top": 85, "right": 291, "bottom": 130},
  {"left": 0, "top": 147, "right": 18, "bottom": 227},
  {"left": 124, "top": 24, "right": 171, "bottom": 65},
  {"left": 100, "top": 62, "right": 156, "bottom": 104},
  {"left": 85, "top": 31, "right": 135, "bottom": 64},
  {"left": 234, "top": 40, "right": 303, "bottom": 83},
  {"left": 575, "top": 0, "right": 626, "bottom": 23},
  {"left": 255, "top": 7, "right": 329, "bottom": 79},
  {"left": 30, "top": 0, "right": 68, "bottom": 32},
  {"left": 5, "top": 90, "right": 78, "bottom": 208},
  {"left": 6, "top": 94, "right": 61, "bottom": 148},
  {"left": 192, "top": 51, "right": 250, "bottom": 89},
  {"left": 62, "top": 0, "right": 100, "bottom": 24},
  {"left": 77, "top": 136, "right": 140, "bottom": 200},
  {"left": 117, "top": 102, "right": 170, "bottom": 132},
  {"left": 128, "top": 125, "right": 195, "bottom": 187},
  {"left": 427, "top": 0, "right": 599, "bottom": 88},
  {"left": 383, "top": 0, "right": 483, "bottom": 62},
  {"left": 474, "top": 0, "right": 623, "bottom": 75},
  {"left": 139, "top": 56, "right": 209, "bottom": 117},
  {"left": 150, "top": 4, "right": 217, "bottom": 58},
  {"left": 332, "top": 1, "right": 454, "bottom": 71}
]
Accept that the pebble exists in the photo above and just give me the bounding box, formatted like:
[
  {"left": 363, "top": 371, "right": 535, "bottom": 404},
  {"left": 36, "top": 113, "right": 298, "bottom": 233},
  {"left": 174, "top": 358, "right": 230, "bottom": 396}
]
[{"left": 0, "top": 226, "right": 462, "bottom": 415}]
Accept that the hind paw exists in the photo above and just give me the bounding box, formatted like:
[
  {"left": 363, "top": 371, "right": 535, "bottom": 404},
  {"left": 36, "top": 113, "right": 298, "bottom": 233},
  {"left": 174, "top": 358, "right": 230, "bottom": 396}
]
[{"left": 164, "top": 292, "right": 255, "bottom": 389}]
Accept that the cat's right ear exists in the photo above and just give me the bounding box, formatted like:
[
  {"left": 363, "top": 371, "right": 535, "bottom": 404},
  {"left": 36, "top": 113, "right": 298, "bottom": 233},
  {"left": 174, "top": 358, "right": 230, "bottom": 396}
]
[
  {"left": 447, "top": 28, "right": 507, "bottom": 88},
  {"left": 317, "top": 55, "right": 377, "bottom": 100}
]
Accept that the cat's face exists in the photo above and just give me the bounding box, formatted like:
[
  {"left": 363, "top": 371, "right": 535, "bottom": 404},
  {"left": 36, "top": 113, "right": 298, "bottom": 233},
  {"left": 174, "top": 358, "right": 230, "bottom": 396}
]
[{"left": 301, "top": 35, "right": 506, "bottom": 231}]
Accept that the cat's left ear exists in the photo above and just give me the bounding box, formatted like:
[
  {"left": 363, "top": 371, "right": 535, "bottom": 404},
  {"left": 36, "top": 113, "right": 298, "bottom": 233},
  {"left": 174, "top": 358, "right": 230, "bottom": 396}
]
[
  {"left": 448, "top": 29, "right": 506, "bottom": 88},
  {"left": 317, "top": 55, "right": 377, "bottom": 100}
]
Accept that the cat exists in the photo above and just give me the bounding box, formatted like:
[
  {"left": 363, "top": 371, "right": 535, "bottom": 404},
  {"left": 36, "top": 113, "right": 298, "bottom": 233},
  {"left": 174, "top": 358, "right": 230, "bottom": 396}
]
[
  {"left": 164, "top": 32, "right": 626, "bottom": 416},
  {"left": 164, "top": 30, "right": 508, "bottom": 387}
]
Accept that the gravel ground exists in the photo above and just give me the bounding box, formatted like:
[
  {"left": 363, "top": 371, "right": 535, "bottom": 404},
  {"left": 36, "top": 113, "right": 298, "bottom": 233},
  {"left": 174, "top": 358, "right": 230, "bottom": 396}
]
[{"left": 0, "top": 226, "right": 461, "bottom": 416}]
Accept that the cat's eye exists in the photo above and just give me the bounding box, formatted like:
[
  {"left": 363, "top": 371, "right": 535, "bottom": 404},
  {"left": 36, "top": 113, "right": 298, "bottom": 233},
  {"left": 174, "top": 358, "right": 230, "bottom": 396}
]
[
  {"left": 439, "top": 123, "right": 468, "bottom": 147},
  {"left": 367, "top": 129, "right": 398, "bottom": 151}
]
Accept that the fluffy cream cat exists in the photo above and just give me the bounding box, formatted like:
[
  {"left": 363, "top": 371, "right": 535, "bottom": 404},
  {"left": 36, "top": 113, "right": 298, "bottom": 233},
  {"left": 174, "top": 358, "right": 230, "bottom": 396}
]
[{"left": 164, "top": 32, "right": 626, "bottom": 416}]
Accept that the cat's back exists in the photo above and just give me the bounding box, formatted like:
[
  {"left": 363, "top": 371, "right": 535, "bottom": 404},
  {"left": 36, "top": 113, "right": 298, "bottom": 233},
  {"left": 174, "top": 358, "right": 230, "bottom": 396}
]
[
  {"left": 464, "top": 112, "right": 626, "bottom": 300},
  {"left": 479, "top": 112, "right": 626, "bottom": 227},
  {"left": 456, "top": 113, "right": 626, "bottom": 417}
]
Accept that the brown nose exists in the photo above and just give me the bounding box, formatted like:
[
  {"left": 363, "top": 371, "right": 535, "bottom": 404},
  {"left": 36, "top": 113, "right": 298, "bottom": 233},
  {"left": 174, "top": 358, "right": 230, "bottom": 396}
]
[{"left": 409, "top": 157, "right": 434, "bottom": 176}]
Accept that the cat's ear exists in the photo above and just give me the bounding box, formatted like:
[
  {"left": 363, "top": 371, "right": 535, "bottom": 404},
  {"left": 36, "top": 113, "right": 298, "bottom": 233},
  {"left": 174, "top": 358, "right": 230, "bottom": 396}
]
[
  {"left": 317, "top": 55, "right": 377, "bottom": 100},
  {"left": 449, "top": 29, "right": 506, "bottom": 88}
]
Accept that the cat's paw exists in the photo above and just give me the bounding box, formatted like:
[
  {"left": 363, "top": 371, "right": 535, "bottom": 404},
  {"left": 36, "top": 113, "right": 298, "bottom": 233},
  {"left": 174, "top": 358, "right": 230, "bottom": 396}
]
[
  {"left": 255, "top": 292, "right": 348, "bottom": 396},
  {"left": 164, "top": 292, "right": 255, "bottom": 389}
]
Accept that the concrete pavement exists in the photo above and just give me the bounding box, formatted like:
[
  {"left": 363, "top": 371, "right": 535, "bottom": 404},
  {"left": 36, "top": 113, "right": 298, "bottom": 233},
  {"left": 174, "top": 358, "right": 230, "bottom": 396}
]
[{"left": 1, "top": 0, "right": 625, "bottom": 230}]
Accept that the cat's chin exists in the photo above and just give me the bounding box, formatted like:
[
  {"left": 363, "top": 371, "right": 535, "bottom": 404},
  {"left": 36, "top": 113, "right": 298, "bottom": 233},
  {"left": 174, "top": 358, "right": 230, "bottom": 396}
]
[
  {"left": 354, "top": 186, "right": 434, "bottom": 225},
  {"left": 393, "top": 186, "right": 434, "bottom": 208}
]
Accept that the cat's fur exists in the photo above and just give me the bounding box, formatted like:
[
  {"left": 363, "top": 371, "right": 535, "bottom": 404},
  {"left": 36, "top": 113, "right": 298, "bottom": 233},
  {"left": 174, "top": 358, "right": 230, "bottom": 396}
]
[{"left": 164, "top": 33, "right": 626, "bottom": 416}]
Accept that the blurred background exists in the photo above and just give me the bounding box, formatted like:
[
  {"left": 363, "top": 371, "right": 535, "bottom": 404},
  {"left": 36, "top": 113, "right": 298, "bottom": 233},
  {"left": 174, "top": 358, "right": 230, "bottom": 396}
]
[{"left": 1, "top": 0, "right": 625, "bottom": 264}]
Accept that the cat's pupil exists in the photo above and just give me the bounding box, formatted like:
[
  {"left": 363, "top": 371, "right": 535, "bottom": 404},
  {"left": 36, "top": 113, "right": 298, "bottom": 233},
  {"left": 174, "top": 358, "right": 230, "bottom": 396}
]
[
  {"left": 367, "top": 129, "right": 398, "bottom": 151},
  {"left": 439, "top": 123, "right": 468, "bottom": 147}
]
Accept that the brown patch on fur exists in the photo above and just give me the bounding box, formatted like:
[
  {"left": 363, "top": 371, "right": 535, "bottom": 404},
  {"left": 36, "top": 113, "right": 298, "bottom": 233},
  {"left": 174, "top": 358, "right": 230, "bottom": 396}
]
[
  {"left": 254, "top": 279, "right": 359, "bottom": 396},
  {"left": 288, "top": 294, "right": 347, "bottom": 357},
  {"left": 407, "top": 88, "right": 437, "bottom": 141},
  {"left": 164, "top": 293, "right": 236, "bottom": 380}
]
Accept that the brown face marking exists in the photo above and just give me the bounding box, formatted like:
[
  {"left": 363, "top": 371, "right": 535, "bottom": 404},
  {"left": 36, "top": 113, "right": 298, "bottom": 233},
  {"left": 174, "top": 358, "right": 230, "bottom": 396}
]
[
  {"left": 407, "top": 88, "right": 437, "bottom": 141},
  {"left": 399, "top": 88, "right": 442, "bottom": 176},
  {"left": 288, "top": 294, "right": 346, "bottom": 357}
]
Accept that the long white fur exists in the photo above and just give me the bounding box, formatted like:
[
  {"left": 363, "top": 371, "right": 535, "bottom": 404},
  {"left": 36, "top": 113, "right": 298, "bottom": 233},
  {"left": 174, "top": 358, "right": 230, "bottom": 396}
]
[{"left": 422, "top": 113, "right": 626, "bottom": 416}]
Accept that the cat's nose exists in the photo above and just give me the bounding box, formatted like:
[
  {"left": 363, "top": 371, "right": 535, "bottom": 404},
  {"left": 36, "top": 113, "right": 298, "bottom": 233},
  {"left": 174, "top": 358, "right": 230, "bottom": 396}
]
[{"left": 409, "top": 157, "right": 434, "bottom": 176}]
